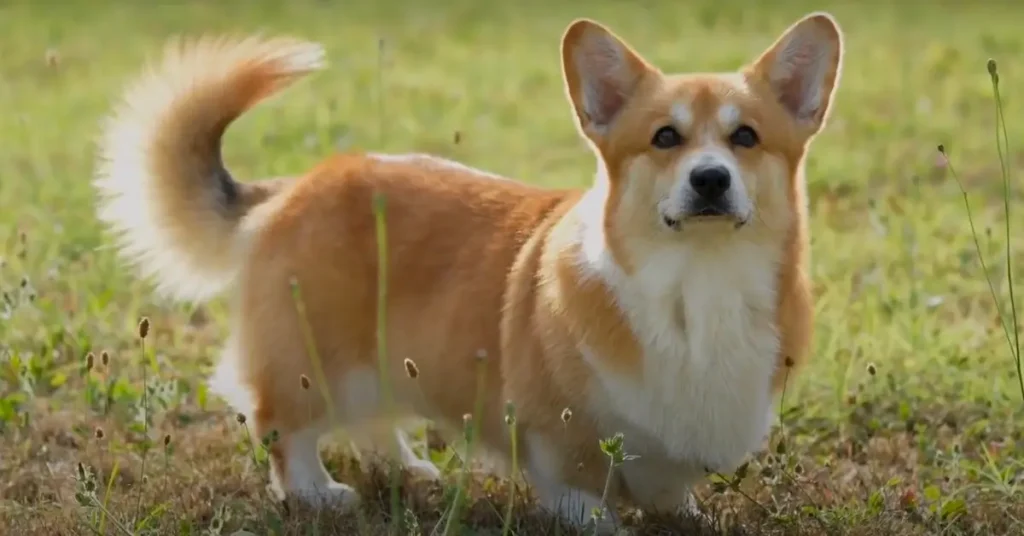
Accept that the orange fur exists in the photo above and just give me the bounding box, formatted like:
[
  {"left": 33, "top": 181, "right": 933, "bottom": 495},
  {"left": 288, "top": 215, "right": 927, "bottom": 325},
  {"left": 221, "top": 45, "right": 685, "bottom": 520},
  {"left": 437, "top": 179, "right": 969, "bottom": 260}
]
[{"left": 94, "top": 12, "right": 843, "bottom": 531}]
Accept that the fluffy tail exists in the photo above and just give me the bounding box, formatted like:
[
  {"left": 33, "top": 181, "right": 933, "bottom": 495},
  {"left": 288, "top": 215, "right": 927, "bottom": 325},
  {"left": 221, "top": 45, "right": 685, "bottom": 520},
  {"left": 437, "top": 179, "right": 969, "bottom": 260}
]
[{"left": 94, "top": 35, "right": 325, "bottom": 302}]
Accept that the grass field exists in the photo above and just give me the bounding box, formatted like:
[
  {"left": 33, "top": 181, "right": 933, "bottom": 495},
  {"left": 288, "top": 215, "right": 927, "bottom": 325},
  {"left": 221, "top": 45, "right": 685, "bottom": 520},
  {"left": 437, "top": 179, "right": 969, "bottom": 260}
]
[{"left": 2, "top": 1, "right": 1024, "bottom": 534}]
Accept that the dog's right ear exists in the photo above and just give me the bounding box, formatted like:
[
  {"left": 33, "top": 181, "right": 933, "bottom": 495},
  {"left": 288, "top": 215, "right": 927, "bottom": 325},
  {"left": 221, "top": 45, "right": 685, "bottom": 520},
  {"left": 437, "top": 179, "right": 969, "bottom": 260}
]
[{"left": 561, "top": 19, "right": 654, "bottom": 141}]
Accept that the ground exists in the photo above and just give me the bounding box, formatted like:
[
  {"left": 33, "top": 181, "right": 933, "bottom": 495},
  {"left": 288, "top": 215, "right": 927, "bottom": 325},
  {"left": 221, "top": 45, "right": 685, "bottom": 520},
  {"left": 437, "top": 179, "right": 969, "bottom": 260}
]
[{"left": 1, "top": 1, "right": 1023, "bottom": 534}]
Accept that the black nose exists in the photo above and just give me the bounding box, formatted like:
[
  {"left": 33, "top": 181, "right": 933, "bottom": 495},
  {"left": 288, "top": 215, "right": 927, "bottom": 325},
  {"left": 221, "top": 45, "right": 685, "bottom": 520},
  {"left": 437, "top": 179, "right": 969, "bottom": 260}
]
[{"left": 689, "top": 166, "right": 731, "bottom": 200}]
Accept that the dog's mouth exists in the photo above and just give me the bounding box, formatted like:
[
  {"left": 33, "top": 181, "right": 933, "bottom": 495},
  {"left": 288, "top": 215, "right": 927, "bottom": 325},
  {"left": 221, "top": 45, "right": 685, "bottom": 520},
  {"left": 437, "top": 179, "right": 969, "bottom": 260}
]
[
  {"left": 661, "top": 202, "right": 748, "bottom": 231},
  {"left": 692, "top": 204, "right": 728, "bottom": 218}
]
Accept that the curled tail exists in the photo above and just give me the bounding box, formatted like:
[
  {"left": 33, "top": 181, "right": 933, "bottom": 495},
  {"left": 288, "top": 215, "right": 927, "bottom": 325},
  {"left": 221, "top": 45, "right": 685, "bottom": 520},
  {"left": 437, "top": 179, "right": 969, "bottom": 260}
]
[{"left": 94, "top": 35, "right": 325, "bottom": 302}]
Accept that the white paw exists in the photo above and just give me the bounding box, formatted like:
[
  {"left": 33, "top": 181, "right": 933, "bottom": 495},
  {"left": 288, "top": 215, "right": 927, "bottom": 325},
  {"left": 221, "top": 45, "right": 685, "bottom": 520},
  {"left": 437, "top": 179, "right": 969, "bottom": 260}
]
[
  {"left": 294, "top": 481, "right": 361, "bottom": 512},
  {"left": 406, "top": 458, "right": 442, "bottom": 481},
  {"left": 674, "top": 494, "right": 713, "bottom": 526}
]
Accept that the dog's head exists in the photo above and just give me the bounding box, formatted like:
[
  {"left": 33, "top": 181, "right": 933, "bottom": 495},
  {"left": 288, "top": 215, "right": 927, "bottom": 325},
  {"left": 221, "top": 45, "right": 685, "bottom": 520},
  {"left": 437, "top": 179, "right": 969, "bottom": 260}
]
[{"left": 561, "top": 13, "right": 843, "bottom": 253}]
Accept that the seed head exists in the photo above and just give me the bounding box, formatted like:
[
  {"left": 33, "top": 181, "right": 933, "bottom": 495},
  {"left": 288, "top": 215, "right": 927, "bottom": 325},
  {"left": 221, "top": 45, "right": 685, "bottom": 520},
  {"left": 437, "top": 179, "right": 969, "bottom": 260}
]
[
  {"left": 236, "top": 413, "right": 247, "bottom": 425},
  {"left": 45, "top": 48, "right": 60, "bottom": 68},
  {"left": 163, "top": 434, "right": 171, "bottom": 447},
  {"left": 475, "top": 349, "right": 488, "bottom": 362},
  {"left": 85, "top": 352, "right": 95, "bottom": 371},
  {"left": 94, "top": 427, "right": 104, "bottom": 440},
  {"left": 561, "top": 407, "right": 573, "bottom": 424},
  {"left": 403, "top": 358, "right": 419, "bottom": 379},
  {"left": 138, "top": 317, "right": 150, "bottom": 339},
  {"left": 987, "top": 58, "right": 998, "bottom": 81},
  {"left": 504, "top": 400, "right": 516, "bottom": 426},
  {"left": 20, "top": 276, "right": 28, "bottom": 288},
  {"left": 867, "top": 362, "right": 877, "bottom": 376},
  {"left": 100, "top": 351, "right": 110, "bottom": 367},
  {"left": 453, "top": 131, "right": 462, "bottom": 144},
  {"left": 937, "top": 144, "right": 946, "bottom": 155},
  {"left": 300, "top": 374, "right": 311, "bottom": 390},
  {"left": 783, "top": 355, "right": 795, "bottom": 368}
]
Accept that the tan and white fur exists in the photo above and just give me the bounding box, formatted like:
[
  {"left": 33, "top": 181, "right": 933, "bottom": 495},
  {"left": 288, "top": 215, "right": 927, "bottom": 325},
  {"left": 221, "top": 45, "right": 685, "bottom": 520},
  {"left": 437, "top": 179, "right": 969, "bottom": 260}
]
[{"left": 94, "top": 13, "right": 843, "bottom": 532}]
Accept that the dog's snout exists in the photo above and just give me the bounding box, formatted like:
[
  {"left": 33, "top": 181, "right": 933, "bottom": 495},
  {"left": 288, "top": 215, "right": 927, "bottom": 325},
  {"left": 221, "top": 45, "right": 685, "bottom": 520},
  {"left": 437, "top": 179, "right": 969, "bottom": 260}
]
[{"left": 689, "top": 166, "right": 731, "bottom": 200}]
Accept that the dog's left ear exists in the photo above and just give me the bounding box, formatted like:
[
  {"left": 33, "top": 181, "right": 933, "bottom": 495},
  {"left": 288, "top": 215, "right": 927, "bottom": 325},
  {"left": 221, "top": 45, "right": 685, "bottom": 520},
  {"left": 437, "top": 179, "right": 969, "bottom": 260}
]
[{"left": 747, "top": 12, "right": 844, "bottom": 136}]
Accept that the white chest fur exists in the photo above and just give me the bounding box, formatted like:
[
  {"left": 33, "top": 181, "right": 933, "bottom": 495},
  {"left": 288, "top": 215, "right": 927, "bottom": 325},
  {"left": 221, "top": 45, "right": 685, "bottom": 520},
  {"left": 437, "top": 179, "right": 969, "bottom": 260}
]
[{"left": 579, "top": 234, "right": 781, "bottom": 472}]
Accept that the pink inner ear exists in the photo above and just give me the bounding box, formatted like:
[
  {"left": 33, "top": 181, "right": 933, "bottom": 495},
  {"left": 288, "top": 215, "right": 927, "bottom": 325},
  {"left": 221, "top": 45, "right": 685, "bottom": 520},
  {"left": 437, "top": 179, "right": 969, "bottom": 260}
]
[
  {"left": 585, "top": 77, "right": 626, "bottom": 126},
  {"left": 574, "top": 37, "right": 634, "bottom": 127},
  {"left": 777, "top": 70, "right": 811, "bottom": 120},
  {"left": 770, "top": 33, "right": 833, "bottom": 122}
]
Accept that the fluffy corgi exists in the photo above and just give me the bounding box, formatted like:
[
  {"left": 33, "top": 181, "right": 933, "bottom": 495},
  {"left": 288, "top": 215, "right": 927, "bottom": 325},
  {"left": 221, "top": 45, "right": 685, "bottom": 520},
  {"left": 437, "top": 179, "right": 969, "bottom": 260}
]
[{"left": 94, "top": 11, "right": 843, "bottom": 531}]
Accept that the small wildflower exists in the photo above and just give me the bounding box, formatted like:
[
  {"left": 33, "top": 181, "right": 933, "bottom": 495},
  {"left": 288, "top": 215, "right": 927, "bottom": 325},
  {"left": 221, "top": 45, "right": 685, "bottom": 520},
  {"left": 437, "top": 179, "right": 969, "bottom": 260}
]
[
  {"left": 94, "top": 427, "right": 105, "bottom": 440},
  {"left": 867, "top": 362, "right": 877, "bottom": 376},
  {"left": 138, "top": 317, "right": 150, "bottom": 339},
  {"left": 85, "top": 352, "right": 95, "bottom": 371},
  {"left": 561, "top": 407, "right": 573, "bottom": 424},
  {"left": 403, "top": 358, "right": 419, "bottom": 379},
  {"left": 300, "top": 374, "right": 311, "bottom": 390},
  {"left": 100, "top": 351, "right": 110, "bottom": 367},
  {"left": 475, "top": 349, "right": 488, "bottom": 362},
  {"left": 236, "top": 413, "right": 247, "bottom": 425},
  {"left": 463, "top": 413, "right": 473, "bottom": 426}
]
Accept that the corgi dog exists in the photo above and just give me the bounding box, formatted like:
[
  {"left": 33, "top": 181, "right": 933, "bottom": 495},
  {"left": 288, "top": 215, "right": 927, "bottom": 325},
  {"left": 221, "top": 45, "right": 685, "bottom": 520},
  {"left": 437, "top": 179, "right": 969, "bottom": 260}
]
[{"left": 94, "top": 11, "right": 843, "bottom": 531}]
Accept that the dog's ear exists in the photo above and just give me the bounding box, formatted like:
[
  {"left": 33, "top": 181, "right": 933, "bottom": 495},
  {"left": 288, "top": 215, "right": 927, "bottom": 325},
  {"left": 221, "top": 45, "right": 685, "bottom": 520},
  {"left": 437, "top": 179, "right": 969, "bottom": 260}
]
[
  {"left": 746, "top": 12, "right": 844, "bottom": 136},
  {"left": 561, "top": 19, "right": 654, "bottom": 140}
]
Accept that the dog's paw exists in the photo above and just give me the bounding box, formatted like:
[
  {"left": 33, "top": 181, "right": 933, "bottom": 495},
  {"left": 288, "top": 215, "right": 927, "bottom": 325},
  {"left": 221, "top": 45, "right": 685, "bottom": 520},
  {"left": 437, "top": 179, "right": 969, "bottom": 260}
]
[
  {"left": 294, "top": 481, "right": 361, "bottom": 512},
  {"left": 405, "top": 458, "right": 442, "bottom": 481}
]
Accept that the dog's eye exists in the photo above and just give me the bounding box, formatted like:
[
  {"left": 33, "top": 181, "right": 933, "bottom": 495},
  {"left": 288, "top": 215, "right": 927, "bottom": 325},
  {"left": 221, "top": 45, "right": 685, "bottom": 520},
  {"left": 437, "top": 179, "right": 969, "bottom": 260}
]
[
  {"left": 651, "top": 126, "right": 683, "bottom": 149},
  {"left": 729, "top": 125, "right": 759, "bottom": 148}
]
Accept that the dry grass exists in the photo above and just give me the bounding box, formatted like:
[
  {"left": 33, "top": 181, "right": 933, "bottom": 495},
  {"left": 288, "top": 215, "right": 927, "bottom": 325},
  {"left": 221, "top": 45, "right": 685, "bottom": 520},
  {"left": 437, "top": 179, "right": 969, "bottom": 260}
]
[{"left": 2, "top": 1, "right": 1023, "bottom": 534}]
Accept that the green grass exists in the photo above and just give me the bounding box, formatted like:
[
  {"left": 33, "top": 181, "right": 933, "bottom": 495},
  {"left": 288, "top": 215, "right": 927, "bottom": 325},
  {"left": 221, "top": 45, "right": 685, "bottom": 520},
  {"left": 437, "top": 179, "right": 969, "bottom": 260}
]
[{"left": 1, "top": 0, "right": 1023, "bottom": 534}]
